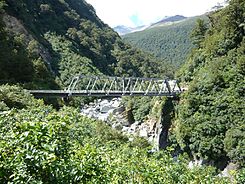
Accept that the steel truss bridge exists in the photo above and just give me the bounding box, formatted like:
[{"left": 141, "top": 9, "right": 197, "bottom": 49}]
[{"left": 28, "top": 75, "right": 183, "bottom": 98}]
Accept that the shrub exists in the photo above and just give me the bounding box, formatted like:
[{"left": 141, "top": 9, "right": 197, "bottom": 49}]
[{"left": 0, "top": 84, "right": 43, "bottom": 110}]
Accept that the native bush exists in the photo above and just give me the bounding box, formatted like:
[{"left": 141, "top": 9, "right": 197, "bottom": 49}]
[
  {"left": 0, "top": 101, "right": 230, "bottom": 183},
  {"left": 175, "top": 0, "right": 245, "bottom": 167}
]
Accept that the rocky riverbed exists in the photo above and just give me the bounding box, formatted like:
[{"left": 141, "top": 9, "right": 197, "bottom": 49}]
[
  {"left": 80, "top": 98, "right": 162, "bottom": 148},
  {"left": 80, "top": 98, "right": 236, "bottom": 178}
]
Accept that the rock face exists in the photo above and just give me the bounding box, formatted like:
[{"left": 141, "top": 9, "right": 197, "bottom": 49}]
[
  {"left": 158, "top": 99, "right": 174, "bottom": 149},
  {"left": 220, "top": 162, "right": 239, "bottom": 182},
  {"left": 80, "top": 98, "right": 170, "bottom": 148}
]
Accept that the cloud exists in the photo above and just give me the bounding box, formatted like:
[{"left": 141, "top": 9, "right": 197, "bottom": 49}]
[{"left": 86, "top": 0, "right": 226, "bottom": 27}]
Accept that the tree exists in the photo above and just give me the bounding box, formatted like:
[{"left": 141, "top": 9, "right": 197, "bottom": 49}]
[
  {"left": 0, "top": 0, "right": 6, "bottom": 10},
  {"left": 190, "top": 19, "right": 208, "bottom": 48},
  {"left": 175, "top": 0, "right": 245, "bottom": 168}
]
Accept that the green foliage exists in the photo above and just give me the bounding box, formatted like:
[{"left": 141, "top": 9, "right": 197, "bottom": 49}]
[
  {"left": 190, "top": 19, "right": 208, "bottom": 48},
  {"left": 235, "top": 168, "right": 245, "bottom": 184},
  {"left": 0, "top": 84, "right": 43, "bottom": 110},
  {"left": 0, "top": 0, "right": 6, "bottom": 10},
  {"left": 0, "top": 15, "right": 58, "bottom": 89},
  {"left": 0, "top": 102, "right": 229, "bottom": 183},
  {"left": 123, "top": 16, "right": 208, "bottom": 68},
  {"left": 122, "top": 97, "right": 156, "bottom": 122},
  {"left": 122, "top": 96, "right": 175, "bottom": 127},
  {"left": 0, "top": 22, "right": 35, "bottom": 84},
  {"left": 224, "top": 124, "right": 245, "bottom": 166},
  {"left": 176, "top": 0, "right": 245, "bottom": 167},
  {"left": 0, "top": 107, "right": 109, "bottom": 183},
  {"left": 44, "top": 32, "right": 101, "bottom": 87}
]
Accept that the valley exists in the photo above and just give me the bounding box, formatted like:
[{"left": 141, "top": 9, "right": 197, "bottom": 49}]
[
  {"left": 122, "top": 15, "right": 208, "bottom": 68},
  {"left": 0, "top": 0, "right": 244, "bottom": 183}
]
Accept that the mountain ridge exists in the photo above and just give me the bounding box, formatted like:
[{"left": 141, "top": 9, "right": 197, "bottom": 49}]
[
  {"left": 123, "top": 15, "right": 208, "bottom": 68},
  {"left": 113, "top": 24, "right": 149, "bottom": 36},
  {"left": 113, "top": 15, "right": 188, "bottom": 35},
  {"left": 150, "top": 15, "right": 187, "bottom": 28}
]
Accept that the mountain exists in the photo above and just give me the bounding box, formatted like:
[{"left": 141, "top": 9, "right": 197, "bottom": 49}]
[
  {"left": 123, "top": 16, "right": 208, "bottom": 68},
  {"left": 208, "top": 0, "right": 229, "bottom": 12},
  {"left": 113, "top": 15, "right": 187, "bottom": 35},
  {"left": 150, "top": 15, "right": 187, "bottom": 28},
  {"left": 0, "top": 0, "right": 173, "bottom": 91},
  {"left": 113, "top": 25, "right": 134, "bottom": 35},
  {"left": 113, "top": 25, "right": 149, "bottom": 35}
]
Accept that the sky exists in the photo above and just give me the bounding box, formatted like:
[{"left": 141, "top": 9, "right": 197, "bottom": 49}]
[{"left": 85, "top": 0, "right": 226, "bottom": 27}]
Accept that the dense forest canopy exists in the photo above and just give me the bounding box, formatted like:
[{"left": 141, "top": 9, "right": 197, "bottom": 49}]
[
  {"left": 123, "top": 16, "right": 208, "bottom": 69},
  {"left": 175, "top": 0, "right": 245, "bottom": 169}
]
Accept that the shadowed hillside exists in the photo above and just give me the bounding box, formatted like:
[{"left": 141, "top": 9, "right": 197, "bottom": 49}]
[{"left": 0, "top": 0, "right": 174, "bottom": 91}]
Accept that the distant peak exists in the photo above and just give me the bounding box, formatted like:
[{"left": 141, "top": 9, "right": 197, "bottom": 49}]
[
  {"left": 113, "top": 25, "right": 148, "bottom": 35},
  {"left": 150, "top": 15, "right": 187, "bottom": 27},
  {"left": 207, "top": 1, "right": 229, "bottom": 13},
  {"left": 156, "top": 15, "right": 187, "bottom": 24}
]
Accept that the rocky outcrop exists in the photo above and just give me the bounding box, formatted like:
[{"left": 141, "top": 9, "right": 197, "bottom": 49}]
[
  {"left": 81, "top": 98, "right": 175, "bottom": 150},
  {"left": 220, "top": 162, "right": 239, "bottom": 182},
  {"left": 2, "top": 13, "right": 54, "bottom": 73},
  {"left": 158, "top": 99, "right": 174, "bottom": 149}
]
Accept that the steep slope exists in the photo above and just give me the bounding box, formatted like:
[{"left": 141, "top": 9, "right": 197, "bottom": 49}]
[
  {"left": 175, "top": 0, "right": 244, "bottom": 168},
  {"left": 0, "top": 0, "right": 173, "bottom": 90},
  {"left": 123, "top": 16, "right": 208, "bottom": 68}
]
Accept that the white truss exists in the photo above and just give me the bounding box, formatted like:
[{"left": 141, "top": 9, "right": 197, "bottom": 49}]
[{"left": 66, "top": 75, "right": 182, "bottom": 97}]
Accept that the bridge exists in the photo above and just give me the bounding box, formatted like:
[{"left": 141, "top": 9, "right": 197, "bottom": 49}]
[{"left": 28, "top": 75, "right": 182, "bottom": 98}]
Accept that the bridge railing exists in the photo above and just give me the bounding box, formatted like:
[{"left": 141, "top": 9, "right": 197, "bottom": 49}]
[{"left": 66, "top": 75, "right": 182, "bottom": 97}]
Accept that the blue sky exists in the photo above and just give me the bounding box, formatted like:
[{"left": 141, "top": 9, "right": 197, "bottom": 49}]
[
  {"left": 86, "top": 0, "right": 227, "bottom": 27},
  {"left": 130, "top": 14, "right": 144, "bottom": 27}
]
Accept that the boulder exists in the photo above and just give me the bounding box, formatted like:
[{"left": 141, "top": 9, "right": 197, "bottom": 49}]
[
  {"left": 112, "top": 106, "right": 125, "bottom": 114},
  {"left": 188, "top": 159, "right": 203, "bottom": 169},
  {"left": 139, "top": 127, "right": 148, "bottom": 137},
  {"left": 221, "top": 162, "right": 239, "bottom": 180},
  {"left": 100, "top": 105, "right": 114, "bottom": 113},
  {"left": 100, "top": 99, "right": 109, "bottom": 106},
  {"left": 98, "top": 113, "right": 109, "bottom": 121},
  {"left": 111, "top": 100, "right": 121, "bottom": 108}
]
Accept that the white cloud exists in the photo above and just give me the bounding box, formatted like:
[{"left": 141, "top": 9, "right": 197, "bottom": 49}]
[{"left": 86, "top": 0, "right": 226, "bottom": 27}]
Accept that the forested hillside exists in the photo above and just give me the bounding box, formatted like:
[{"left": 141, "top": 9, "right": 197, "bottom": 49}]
[
  {"left": 0, "top": 0, "right": 244, "bottom": 183},
  {"left": 123, "top": 16, "right": 208, "bottom": 68},
  {"left": 0, "top": 0, "right": 173, "bottom": 90},
  {"left": 175, "top": 0, "right": 244, "bottom": 171}
]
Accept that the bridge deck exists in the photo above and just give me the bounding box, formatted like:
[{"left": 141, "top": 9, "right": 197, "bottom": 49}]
[
  {"left": 28, "top": 75, "right": 182, "bottom": 98},
  {"left": 28, "top": 90, "right": 180, "bottom": 97}
]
